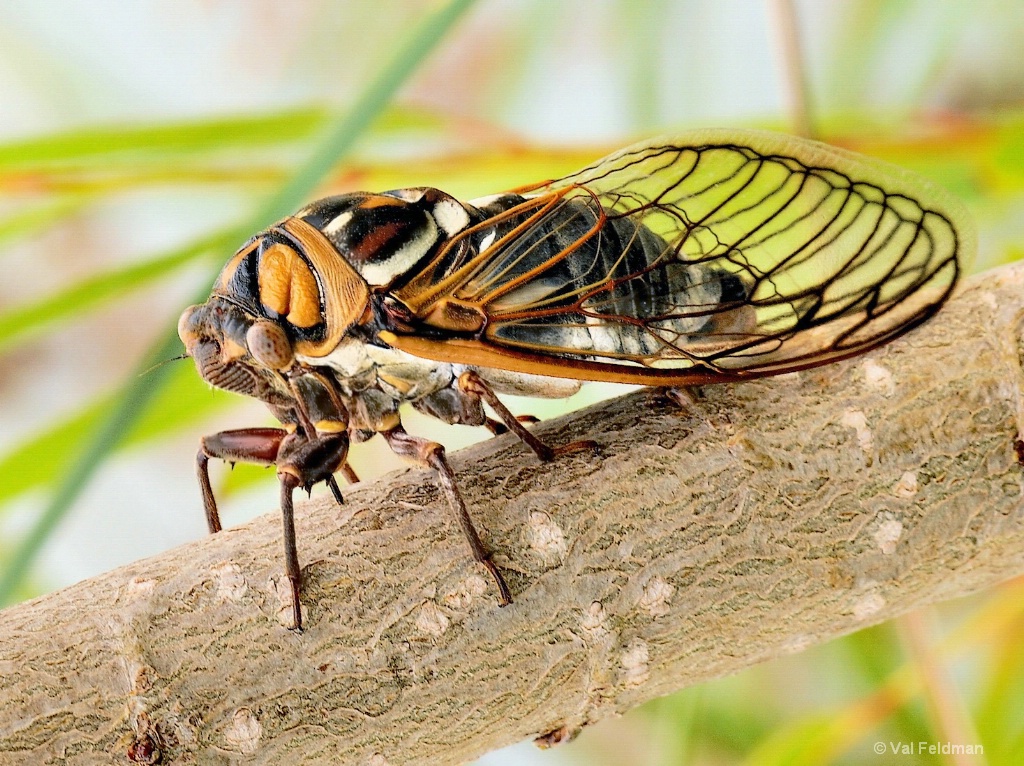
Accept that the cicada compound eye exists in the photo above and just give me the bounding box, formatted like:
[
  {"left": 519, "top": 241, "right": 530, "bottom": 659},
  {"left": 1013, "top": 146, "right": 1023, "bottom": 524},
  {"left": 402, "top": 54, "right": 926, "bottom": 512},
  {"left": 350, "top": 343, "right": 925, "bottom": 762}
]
[
  {"left": 246, "top": 320, "right": 294, "bottom": 371},
  {"left": 177, "top": 304, "right": 203, "bottom": 349}
]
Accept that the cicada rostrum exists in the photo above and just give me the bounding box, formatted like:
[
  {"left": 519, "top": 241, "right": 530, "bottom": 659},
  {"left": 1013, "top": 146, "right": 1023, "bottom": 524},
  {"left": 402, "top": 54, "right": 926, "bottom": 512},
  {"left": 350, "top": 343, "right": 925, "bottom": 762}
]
[{"left": 178, "top": 129, "right": 974, "bottom": 629}]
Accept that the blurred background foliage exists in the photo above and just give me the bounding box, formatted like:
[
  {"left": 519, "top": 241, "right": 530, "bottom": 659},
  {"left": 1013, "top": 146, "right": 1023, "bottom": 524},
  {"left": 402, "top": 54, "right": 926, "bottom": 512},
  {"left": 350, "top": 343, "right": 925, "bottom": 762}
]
[{"left": 0, "top": 0, "right": 1022, "bottom": 764}]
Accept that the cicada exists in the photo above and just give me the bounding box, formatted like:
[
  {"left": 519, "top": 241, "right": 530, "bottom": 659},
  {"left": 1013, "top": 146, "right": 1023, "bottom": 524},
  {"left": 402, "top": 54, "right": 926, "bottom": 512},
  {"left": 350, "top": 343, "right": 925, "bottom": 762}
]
[{"left": 178, "top": 129, "right": 974, "bottom": 629}]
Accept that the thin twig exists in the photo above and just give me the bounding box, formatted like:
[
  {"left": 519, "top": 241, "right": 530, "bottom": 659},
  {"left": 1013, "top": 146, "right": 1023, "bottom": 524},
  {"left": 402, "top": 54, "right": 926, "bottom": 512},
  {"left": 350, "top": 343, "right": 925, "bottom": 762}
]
[
  {"left": 2, "top": 261, "right": 1022, "bottom": 764},
  {"left": 768, "top": 0, "right": 815, "bottom": 138}
]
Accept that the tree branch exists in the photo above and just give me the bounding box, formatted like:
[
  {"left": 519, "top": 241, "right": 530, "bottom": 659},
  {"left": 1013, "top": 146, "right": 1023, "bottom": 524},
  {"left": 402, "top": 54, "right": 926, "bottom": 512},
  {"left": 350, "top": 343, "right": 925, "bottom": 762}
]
[{"left": 3, "top": 262, "right": 1024, "bottom": 765}]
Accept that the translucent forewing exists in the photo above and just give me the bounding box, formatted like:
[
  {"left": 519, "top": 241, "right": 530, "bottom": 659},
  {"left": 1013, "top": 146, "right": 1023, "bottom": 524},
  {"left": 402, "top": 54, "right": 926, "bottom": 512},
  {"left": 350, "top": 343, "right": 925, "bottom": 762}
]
[{"left": 388, "top": 129, "right": 975, "bottom": 384}]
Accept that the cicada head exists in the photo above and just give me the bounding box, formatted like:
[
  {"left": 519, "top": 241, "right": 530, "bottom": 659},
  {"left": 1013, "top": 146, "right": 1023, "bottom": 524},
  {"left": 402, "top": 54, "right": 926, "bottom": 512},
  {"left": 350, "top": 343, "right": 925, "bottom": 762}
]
[{"left": 177, "top": 298, "right": 295, "bottom": 407}]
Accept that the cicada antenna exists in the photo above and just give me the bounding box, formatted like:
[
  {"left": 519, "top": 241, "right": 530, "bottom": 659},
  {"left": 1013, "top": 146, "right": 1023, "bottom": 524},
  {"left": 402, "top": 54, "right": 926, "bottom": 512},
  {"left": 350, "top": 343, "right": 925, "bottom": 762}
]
[{"left": 139, "top": 354, "right": 189, "bottom": 378}]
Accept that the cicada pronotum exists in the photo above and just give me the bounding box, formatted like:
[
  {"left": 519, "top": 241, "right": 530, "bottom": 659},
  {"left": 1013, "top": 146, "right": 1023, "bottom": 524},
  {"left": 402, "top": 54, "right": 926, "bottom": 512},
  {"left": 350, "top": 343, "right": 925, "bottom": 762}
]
[{"left": 178, "top": 129, "right": 974, "bottom": 629}]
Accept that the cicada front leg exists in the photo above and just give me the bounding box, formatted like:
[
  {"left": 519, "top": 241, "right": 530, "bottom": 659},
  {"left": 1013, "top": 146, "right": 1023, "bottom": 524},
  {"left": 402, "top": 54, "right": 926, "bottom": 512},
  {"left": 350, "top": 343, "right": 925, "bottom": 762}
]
[
  {"left": 196, "top": 428, "right": 289, "bottom": 534},
  {"left": 197, "top": 428, "right": 351, "bottom": 532},
  {"left": 382, "top": 425, "right": 513, "bottom": 607},
  {"left": 273, "top": 429, "right": 350, "bottom": 630},
  {"left": 456, "top": 371, "right": 597, "bottom": 461},
  {"left": 196, "top": 427, "right": 350, "bottom": 631}
]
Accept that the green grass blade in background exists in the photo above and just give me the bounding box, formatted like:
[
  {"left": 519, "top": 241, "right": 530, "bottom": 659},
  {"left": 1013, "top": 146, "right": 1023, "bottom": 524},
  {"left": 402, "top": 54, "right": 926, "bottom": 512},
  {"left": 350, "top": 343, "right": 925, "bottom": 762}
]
[
  {"left": 0, "top": 0, "right": 480, "bottom": 606},
  {"left": 252, "top": 0, "right": 479, "bottom": 227},
  {"left": 0, "top": 105, "right": 445, "bottom": 172},
  {"left": 0, "top": 108, "right": 328, "bottom": 170},
  {"left": 0, "top": 365, "right": 231, "bottom": 509},
  {"left": 0, "top": 328, "right": 184, "bottom": 605},
  {"left": 0, "top": 197, "right": 93, "bottom": 246}
]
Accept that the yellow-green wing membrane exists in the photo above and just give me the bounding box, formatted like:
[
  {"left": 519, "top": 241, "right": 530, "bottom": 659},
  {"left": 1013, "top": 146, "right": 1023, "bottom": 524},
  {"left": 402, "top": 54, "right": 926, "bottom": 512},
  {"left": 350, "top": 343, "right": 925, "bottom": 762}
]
[{"left": 411, "top": 129, "right": 975, "bottom": 381}]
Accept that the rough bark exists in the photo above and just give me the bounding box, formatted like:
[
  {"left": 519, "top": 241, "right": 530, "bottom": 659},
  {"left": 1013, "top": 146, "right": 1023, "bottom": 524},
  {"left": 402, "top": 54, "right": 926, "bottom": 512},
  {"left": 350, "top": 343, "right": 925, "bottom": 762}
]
[{"left": 2, "top": 261, "right": 1024, "bottom": 765}]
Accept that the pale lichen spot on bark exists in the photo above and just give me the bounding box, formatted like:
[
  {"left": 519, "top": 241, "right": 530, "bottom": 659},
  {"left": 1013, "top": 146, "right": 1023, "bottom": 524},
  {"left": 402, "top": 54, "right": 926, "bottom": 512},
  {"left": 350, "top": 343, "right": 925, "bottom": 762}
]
[
  {"left": 581, "top": 601, "right": 609, "bottom": 638},
  {"left": 841, "top": 409, "right": 874, "bottom": 456},
  {"left": 442, "top": 575, "right": 487, "bottom": 611},
  {"left": 874, "top": 516, "right": 904, "bottom": 555},
  {"left": 863, "top": 359, "right": 896, "bottom": 397},
  {"left": 124, "top": 577, "right": 156, "bottom": 598},
  {"left": 223, "top": 708, "right": 261, "bottom": 755},
  {"left": 414, "top": 600, "right": 450, "bottom": 636},
  {"left": 527, "top": 511, "right": 567, "bottom": 565},
  {"left": 639, "top": 576, "right": 675, "bottom": 617},
  {"left": 211, "top": 561, "right": 248, "bottom": 601},
  {"left": 852, "top": 589, "right": 886, "bottom": 620},
  {"left": 892, "top": 471, "right": 919, "bottom": 498},
  {"left": 620, "top": 638, "right": 650, "bottom": 686}
]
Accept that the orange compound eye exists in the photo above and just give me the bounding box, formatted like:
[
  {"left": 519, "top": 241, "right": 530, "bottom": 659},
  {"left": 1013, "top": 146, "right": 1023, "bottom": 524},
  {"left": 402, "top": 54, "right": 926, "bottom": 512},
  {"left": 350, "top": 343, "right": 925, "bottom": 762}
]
[{"left": 246, "top": 320, "right": 294, "bottom": 371}]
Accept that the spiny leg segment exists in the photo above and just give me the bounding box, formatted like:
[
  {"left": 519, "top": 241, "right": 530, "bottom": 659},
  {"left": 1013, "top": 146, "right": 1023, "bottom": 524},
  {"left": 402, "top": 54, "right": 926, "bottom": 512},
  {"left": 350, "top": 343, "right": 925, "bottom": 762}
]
[
  {"left": 457, "top": 370, "right": 597, "bottom": 461},
  {"left": 383, "top": 425, "right": 513, "bottom": 606}
]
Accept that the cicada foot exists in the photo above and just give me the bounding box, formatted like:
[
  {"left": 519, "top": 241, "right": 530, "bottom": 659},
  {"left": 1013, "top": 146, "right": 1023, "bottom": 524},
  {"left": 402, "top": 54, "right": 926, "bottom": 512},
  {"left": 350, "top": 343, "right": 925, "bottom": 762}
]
[
  {"left": 458, "top": 371, "right": 598, "bottom": 462},
  {"left": 324, "top": 464, "right": 361, "bottom": 506},
  {"left": 383, "top": 426, "right": 513, "bottom": 606},
  {"left": 327, "top": 476, "right": 344, "bottom": 505},
  {"left": 662, "top": 386, "right": 699, "bottom": 412},
  {"left": 485, "top": 414, "right": 541, "bottom": 436},
  {"left": 484, "top": 418, "right": 508, "bottom": 436}
]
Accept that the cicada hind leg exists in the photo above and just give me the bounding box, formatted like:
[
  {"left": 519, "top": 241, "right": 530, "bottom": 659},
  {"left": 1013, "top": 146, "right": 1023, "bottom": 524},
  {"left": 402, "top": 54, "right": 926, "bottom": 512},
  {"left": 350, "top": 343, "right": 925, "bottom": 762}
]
[
  {"left": 382, "top": 426, "right": 513, "bottom": 607},
  {"left": 195, "top": 427, "right": 352, "bottom": 631},
  {"left": 456, "top": 371, "right": 597, "bottom": 461},
  {"left": 483, "top": 413, "right": 540, "bottom": 436}
]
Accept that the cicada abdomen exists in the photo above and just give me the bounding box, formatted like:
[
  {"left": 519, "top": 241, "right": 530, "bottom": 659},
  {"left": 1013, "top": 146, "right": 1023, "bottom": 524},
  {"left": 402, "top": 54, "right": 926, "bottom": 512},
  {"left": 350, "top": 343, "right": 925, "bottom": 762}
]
[{"left": 411, "top": 190, "right": 753, "bottom": 363}]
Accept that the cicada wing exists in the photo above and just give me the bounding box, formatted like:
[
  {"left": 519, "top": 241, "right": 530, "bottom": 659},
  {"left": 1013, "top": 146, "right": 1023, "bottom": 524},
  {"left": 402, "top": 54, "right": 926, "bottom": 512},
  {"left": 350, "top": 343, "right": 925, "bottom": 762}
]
[{"left": 395, "top": 129, "right": 975, "bottom": 382}]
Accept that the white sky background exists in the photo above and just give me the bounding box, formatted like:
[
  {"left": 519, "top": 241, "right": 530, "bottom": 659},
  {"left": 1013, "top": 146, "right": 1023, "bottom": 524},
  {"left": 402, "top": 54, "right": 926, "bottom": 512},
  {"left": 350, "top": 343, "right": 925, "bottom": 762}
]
[{"left": 0, "top": 0, "right": 789, "bottom": 141}]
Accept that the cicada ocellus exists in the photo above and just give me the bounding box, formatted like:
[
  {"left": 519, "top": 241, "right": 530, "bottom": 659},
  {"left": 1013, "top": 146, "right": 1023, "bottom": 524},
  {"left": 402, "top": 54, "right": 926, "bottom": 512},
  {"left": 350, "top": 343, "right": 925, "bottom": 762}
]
[{"left": 178, "top": 129, "right": 975, "bottom": 629}]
